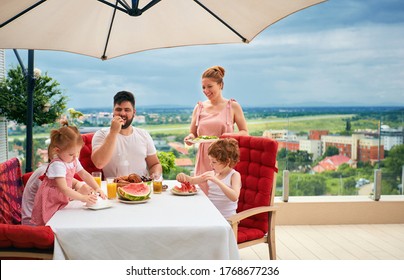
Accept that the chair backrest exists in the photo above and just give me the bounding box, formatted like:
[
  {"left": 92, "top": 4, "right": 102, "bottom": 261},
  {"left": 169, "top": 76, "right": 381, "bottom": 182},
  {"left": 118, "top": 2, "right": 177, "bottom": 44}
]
[
  {"left": 222, "top": 135, "right": 278, "bottom": 233},
  {"left": 0, "top": 158, "right": 24, "bottom": 225},
  {"left": 22, "top": 172, "right": 33, "bottom": 186},
  {"left": 79, "top": 133, "right": 102, "bottom": 176}
]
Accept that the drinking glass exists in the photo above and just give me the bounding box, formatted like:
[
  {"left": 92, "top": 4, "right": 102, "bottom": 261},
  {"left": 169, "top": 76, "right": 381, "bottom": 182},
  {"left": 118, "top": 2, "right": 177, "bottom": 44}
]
[
  {"left": 92, "top": 171, "right": 102, "bottom": 188},
  {"left": 152, "top": 173, "right": 163, "bottom": 194},
  {"left": 106, "top": 177, "right": 117, "bottom": 199}
]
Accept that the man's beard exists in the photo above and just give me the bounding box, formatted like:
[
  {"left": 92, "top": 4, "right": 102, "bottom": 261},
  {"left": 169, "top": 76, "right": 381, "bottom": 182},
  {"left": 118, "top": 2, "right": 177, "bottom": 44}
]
[{"left": 121, "top": 116, "right": 134, "bottom": 129}]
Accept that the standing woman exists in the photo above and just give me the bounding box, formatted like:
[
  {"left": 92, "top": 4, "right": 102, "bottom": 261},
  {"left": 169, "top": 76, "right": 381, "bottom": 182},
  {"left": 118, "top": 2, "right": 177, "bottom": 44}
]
[{"left": 184, "top": 66, "right": 248, "bottom": 194}]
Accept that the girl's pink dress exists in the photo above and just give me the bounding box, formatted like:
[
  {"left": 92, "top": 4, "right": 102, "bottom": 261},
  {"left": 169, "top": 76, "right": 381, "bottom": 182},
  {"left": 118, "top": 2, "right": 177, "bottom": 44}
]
[
  {"left": 31, "top": 158, "right": 77, "bottom": 226},
  {"left": 195, "top": 99, "right": 235, "bottom": 194}
]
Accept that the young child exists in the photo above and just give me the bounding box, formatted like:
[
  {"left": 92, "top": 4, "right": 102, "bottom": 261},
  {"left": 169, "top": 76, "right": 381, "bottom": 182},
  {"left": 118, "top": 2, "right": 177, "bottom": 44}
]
[
  {"left": 31, "top": 122, "right": 106, "bottom": 226},
  {"left": 22, "top": 162, "right": 94, "bottom": 226},
  {"left": 177, "top": 138, "right": 241, "bottom": 218}
]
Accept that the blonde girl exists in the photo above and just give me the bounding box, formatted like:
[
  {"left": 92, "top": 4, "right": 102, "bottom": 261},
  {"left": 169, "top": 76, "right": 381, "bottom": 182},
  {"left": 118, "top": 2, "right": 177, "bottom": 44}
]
[
  {"left": 31, "top": 122, "right": 106, "bottom": 226},
  {"left": 177, "top": 138, "right": 241, "bottom": 218}
]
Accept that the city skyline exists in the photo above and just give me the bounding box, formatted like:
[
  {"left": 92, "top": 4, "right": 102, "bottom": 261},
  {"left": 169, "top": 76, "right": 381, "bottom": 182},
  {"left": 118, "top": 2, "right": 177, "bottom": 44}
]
[{"left": 3, "top": 0, "right": 404, "bottom": 109}]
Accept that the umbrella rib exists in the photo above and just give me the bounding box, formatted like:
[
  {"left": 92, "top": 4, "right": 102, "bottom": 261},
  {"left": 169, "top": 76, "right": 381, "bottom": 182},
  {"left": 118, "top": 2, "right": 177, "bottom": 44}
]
[
  {"left": 98, "top": 0, "right": 130, "bottom": 15},
  {"left": 118, "top": 0, "right": 132, "bottom": 10},
  {"left": 98, "top": 0, "right": 161, "bottom": 16},
  {"left": 193, "top": 0, "right": 248, "bottom": 43},
  {"left": 102, "top": 2, "right": 119, "bottom": 60},
  {"left": 0, "top": 0, "right": 46, "bottom": 28}
]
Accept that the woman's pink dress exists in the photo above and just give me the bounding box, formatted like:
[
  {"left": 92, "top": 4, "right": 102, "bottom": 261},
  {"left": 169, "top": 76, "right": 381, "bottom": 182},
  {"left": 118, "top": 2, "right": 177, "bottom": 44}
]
[
  {"left": 31, "top": 159, "right": 76, "bottom": 226},
  {"left": 195, "top": 99, "right": 235, "bottom": 194}
]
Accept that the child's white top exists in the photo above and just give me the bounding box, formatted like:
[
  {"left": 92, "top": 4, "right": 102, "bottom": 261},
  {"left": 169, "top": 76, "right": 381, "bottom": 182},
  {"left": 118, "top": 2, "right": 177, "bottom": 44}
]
[{"left": 207, "top": 169, "right": 238, "bottom": 219}]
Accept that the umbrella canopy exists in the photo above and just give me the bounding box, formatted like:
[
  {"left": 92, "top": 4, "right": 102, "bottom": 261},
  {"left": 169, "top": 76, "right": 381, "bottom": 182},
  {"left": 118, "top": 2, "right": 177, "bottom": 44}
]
[
  {"left": 0, "top": 0, "right": 326, "bottom": 60},
  {"left": 0, "top": 0, "right": 326, "bottom": 172}
]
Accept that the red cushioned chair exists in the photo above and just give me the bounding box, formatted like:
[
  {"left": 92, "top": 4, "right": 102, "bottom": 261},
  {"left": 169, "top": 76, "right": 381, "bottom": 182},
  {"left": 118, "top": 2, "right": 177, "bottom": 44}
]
[
  {"left": 0, "top": 158, "right": 54, "bottom": 260},
  {"left": 222, "top": 135, "right": 278, "bottom": 260},
  {"left": 0, "top": 224, "right": 54, "bottom": 260},
  {"left": 0, "top": 158, "right": 24, "bottom": 225},
  {"left": 78, "top": 133, "right": 102, "bottom": 179}
]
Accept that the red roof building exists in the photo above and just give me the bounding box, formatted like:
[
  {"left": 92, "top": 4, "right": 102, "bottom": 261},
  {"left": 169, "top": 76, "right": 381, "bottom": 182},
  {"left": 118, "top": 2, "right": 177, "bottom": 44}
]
[
  {"left": 168, "top": 142, "right": 189, "bottom": 155},
  {"left": 175, "top": 158, "right": 194, "bottom": 168},
  {"left": 313, "top": 155, "right": 352, "bottom": 173}
]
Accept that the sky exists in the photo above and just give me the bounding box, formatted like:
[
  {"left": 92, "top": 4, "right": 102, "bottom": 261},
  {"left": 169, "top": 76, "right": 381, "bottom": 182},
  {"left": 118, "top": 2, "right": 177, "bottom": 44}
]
[{"left": 4, "top": 0, "right": 404, "bottom": 109}]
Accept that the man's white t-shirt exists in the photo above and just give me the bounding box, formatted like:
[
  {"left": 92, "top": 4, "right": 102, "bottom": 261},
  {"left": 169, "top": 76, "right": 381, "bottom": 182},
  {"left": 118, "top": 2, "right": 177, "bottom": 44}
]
[{"left": 92, "top": 127, "right": 157, "bottom": 178}]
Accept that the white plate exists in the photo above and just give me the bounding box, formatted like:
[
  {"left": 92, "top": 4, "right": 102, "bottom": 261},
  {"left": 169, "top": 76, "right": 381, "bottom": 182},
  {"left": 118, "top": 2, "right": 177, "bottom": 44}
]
[
  {"left": 118, "top": 197, "right": 150, "bottom": 204},
  {"left": 171, "top": 189, "right": 198, "bottom": 196},
  {"left": 85, "top": 200, "right": 113, "bottom": 210}
]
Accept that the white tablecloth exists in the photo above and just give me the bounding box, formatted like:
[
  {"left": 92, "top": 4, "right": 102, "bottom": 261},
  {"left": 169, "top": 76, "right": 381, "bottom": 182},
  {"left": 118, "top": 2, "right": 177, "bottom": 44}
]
[{"left": 47, "top": 181, "right": 239, "bottom": 260}]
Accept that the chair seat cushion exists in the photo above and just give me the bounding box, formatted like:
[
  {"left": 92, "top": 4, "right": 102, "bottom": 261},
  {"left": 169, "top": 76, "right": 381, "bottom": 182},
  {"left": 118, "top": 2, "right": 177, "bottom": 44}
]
[
  {"left": 237, "top": 226, "right": 265, "bottom": 243},
  {"left": 0, "top": 224, "right": 54, "bottom": 250}
]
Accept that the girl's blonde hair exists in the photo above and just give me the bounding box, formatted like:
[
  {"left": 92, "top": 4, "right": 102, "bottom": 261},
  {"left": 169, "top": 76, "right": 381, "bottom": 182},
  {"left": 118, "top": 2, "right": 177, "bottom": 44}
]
[
  {"left": 48, "top": 121, "right": 83, "bottom": 158},
  {"left": 202, "top": 65, "right": 225, "bottom": 89},
  {"left": 208, "top": 138, "right": 240, "bottom": 168}
]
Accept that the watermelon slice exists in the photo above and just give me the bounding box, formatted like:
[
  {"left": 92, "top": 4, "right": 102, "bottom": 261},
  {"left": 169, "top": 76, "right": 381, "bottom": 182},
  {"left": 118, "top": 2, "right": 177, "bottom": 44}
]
[
  {"left": 117, "top": 182, "right": 151, "bottom": 201},
  {"left": 172, "top": 182, "right": 197, "bottom": 193}
]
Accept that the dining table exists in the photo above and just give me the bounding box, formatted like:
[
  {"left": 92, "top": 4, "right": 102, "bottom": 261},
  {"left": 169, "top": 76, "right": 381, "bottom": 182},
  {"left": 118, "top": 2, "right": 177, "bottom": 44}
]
[{"left": 46, "top": 180, "right": 240, "bottom": 260}]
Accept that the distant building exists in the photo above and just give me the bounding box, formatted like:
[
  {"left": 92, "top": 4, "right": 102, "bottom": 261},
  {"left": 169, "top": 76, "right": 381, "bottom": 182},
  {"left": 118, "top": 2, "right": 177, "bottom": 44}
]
[
  {"left": 263, "top": 129, "right": 288, "bottom": 140},
  {"left": 309, "top": 130, "right": 329, "bottom": 140},
  {"left": 321, "top": 134, "right": 384, "bottom": 163},
  {"left": 0, "top": 49, "right": 5, "bottom": 79},
  {"left": 354, "top": 125, "right": 403, "bottom": 151},
  {"left": 299, "top": 139, "right": 322, "bottom": 160},
  {"left": 168, "top": 142, "right": 189, "bottom": 155},
  {"left": 0, "top": 50, "right": 8, "bottom": 163},
  {"left": 322, "top": 135, "right": 353, "bottom": 158},
  {"left": 381, "top": 125, "right": 403, "bottom": 151},
  {"left": 154, "top": 139, "right": 170, "bottom": 152},
  {"left": 0, "top": 116, "right": 8, "bottom": 163},
  {"left": 175, "top": 158, "right": 194, "bottom": 169},
  {"left": 276, "top": 140, "right": 299, "bottom": 152},
  {"left": 313, "top": 155, "right": 353, "bottom": 173},
  {"left": 263, "top": 129, "right": 302, "bottom": 142},
  {"left": 133, "top": 115, "right": 146, "bottom": 124}
]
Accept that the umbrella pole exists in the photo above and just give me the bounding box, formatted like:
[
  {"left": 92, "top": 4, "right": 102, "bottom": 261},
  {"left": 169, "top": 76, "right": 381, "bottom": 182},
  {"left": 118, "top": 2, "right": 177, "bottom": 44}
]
[{"left": 26, "top": 50, "right": 34, "bottom": 173}]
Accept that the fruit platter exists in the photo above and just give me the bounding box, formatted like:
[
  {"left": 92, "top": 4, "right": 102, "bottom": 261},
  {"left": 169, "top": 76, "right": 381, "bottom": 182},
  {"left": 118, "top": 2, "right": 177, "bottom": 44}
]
[
  {"left": 171, "top": 182, "right": 198, "bottom": 196},
  {"left": 117, "top": 182, "right": 151, "bottom": 203}
]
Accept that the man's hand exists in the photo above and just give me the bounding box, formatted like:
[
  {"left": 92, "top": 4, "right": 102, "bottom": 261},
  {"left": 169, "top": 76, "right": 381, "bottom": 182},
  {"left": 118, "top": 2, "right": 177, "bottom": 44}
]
[{"left": 110, "top": 116, "right": 125, "bottom": 134}]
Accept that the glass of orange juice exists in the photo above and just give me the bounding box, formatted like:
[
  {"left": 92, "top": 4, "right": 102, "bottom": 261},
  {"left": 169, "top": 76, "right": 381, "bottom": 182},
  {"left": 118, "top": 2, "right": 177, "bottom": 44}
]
[
  {"left": 152, "top": 173, "right": 163, "bottom": 194},
  {"left": 92, "top": 171, "right": 102, "bottom": 188},
  {"left": 106, "top": 177, "right": 117, "bottom": 199}
]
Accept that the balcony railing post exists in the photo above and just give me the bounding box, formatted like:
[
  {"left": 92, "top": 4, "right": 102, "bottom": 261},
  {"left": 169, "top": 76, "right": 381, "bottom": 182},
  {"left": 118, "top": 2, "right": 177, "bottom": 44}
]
[
  {"left": 402, "top": 165, "right": 404, "bottom": 195},
  {"left": 373, "top": 169, "right": 382, "bottom": 201},
  {"left": 282, "top": 170, "right": 289, "bottom": 202}
]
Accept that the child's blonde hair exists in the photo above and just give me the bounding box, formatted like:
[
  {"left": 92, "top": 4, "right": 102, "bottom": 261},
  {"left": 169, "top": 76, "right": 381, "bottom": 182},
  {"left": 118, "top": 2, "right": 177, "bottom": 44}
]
[
  {"left": 208, "top": 138, "right": 240, "bottom": 168},
  {"left": 48, "top": 121, "right": 83, "bottom": 159}
]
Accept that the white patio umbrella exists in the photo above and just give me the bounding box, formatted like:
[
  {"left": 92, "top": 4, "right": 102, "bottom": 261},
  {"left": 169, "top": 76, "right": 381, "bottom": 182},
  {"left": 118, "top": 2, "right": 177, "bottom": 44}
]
[
  {"left": 0, "top": 0, "right": 326, "bottom": 172},
  {"left": 0, "top": 0, "right": 326, "bottom": 60}
]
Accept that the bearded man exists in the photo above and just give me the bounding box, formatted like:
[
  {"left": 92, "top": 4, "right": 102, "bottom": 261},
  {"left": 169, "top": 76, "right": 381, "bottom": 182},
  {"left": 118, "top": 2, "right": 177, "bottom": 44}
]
[{"left": 91, "top": 91, "right": 162, "bottom": 178}]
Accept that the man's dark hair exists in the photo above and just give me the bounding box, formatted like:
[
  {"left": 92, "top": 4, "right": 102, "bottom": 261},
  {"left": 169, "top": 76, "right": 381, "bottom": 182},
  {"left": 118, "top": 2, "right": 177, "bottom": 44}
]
[{"left": 113, "top": 91, "right": 135, "bottom": 108}]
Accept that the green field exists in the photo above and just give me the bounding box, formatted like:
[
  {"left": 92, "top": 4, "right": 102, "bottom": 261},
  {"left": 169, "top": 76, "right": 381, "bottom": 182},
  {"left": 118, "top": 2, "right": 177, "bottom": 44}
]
[{"left": 9, "top": 114, "right": 367, "bottom": 140}]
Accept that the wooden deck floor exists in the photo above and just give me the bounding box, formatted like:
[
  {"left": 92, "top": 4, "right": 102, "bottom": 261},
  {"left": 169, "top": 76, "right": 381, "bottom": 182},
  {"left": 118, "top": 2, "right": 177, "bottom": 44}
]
[{"left": 239, "top": 224, "right": 404, "bottom": 260}]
